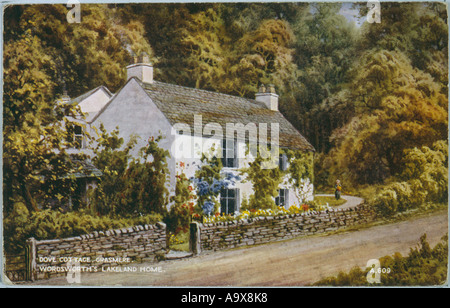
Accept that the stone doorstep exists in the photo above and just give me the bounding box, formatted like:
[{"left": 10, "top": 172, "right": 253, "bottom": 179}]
[{"left": 164, "top": 250, "right": 193, "bottom": 260}]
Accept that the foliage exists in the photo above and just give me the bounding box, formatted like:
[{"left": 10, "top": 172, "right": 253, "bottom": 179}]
[
  {"left": 4, "top": 4, "right": 155, "bottom": 96},
  {"left": 311, "top": 2, "right": 448, "bottom": 191},
  {"left": 89, "top": 124, "right": 137, "bottom": 215},
  {"left": 3, "top": 202, "right": 162, "bottom": 254},
  {"left": 119, "top": 135, "right": 171, "bottom": 215},
  {"left": 284, "top": 2, "right": 359, "bottom": 152},
  {"left": 191, "top": 152, "right": 240, "bottom": 215},
  {"left": 90, "top": 129, "right": 170, "bottom": 216},
  {"left": 321, "top": 49, "right": 447, "bottom": 187},
  {"left": 399, "top": 140, "right": 448, "bottom": 204},
  {"left": 203, "top": 203, "right": 330, "bottom": 224},
  {"left": 312, "top": 233, "right": 448, "bottom": 286},
  {"left": 2, "top": 28, "right": 86, "bottom": 213},
  {"left": 240, "top": 149, "right": 283, "bottom": 210},
  {"left": 370, "top": 182, "right": 415, "bottom": 217},
  {"left": 168, "top": 230, "right": 190, "bottom": 252},
  {"left": 284, "top": 150, "right": 315, "bottom": 203},
  {"left": 164, "top": 166, "right": 197, "bottom": 234},
  {"left": 368, "top": 140, "right": 448, "bottom": 217}
]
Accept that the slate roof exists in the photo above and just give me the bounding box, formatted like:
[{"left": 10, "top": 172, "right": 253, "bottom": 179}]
[
  {"left": 69, "top": 86, "right": 113, "bottom": 106},
  {"left": 138, "top": 79, "right": 314, "bottom": 152},
  {"left": 69, "top": 156, "right": 103, "bottom": 179}
]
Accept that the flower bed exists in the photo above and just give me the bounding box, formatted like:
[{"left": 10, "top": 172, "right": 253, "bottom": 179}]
[{"left": 203, "top": 204, "right": 332, "bottom": 224}]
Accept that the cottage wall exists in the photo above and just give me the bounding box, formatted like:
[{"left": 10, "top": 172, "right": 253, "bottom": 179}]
[{"left": 90, "top": 78, "right": 177, "bottom": 198}]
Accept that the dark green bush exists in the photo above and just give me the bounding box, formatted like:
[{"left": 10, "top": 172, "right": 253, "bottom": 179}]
[
  {"left": 312, "top": 233, "right": 448, "bottom": 286},
  {"left": 3, "top": 202, "right": 162, "bottom": 254},
  {"left": 369, "top": 140, "right": 448, "bottom": 217}
]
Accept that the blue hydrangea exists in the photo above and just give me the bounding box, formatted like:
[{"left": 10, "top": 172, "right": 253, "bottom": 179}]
[{"left": 202, "top": 200, "right": 215, "bottom": 215}]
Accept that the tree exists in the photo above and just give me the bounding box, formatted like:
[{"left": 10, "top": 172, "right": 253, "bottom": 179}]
[
  {"left": 89, "top": 124, "right": 137, "bottom": 215},
  {"left": 2, "top": 31, "right": 82, "bottom": 213},
  {"left": 356, "top": 2, "right": 448, "bottom": 89},
  {"left": 326, "top": 50, "right": 447, "bottom": 185},
  {"left": 3, "top": 3, "right": 156, "bottom": 213},
  {"left": 90, "top": 130, "right": 171, "bottom": 216},
  {"left": 120, "top": 135, "right": 171, "bottom": 215},
  {"left": 284, "top": 2, "right": 359, "bottom": 152},
  {"left": 5, "top": 4, "right": 155, "bottom": 97}
]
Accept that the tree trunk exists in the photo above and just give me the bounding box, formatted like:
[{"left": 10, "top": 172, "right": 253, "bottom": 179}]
[{"left": 20, "top": 180, "right": 39, "bottom": 212}]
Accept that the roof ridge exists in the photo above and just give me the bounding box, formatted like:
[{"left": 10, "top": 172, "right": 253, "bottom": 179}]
[{"left": 141, "top": 80, "right": 267, "bottom": 108}]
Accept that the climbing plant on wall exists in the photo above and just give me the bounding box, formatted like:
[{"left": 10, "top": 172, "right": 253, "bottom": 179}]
[
  {"left": 240, "top": 148, "right": 283, "bottom": 210},
  {"left": 190, "top": 148, "right": 240, "bottom": 216},
  {"left": 284, "top": 149, "right": 315, "bottom": 203}
]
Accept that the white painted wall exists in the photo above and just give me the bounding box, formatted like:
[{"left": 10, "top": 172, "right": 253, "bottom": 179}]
[
  {"left": 90, "top": 78, "right": 177, "bottom": 199},
  {"left": 173, "top": 135, "right": 314, "bottom": 213},
  {"left": 78, "top": 88, "right": 112, "bottom": 122}
]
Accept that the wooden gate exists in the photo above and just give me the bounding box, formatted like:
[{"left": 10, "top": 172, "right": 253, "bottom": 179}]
[{"left": 4, "top": 245, "right": 32, "bottom": 282}]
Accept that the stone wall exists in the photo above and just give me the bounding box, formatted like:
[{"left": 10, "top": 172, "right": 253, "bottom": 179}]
[
  {"left": 191, "top": 205, "right": 377, "bottom": 253},
  {"left": 27, "top": 222, "right": 166, "bottom": 280}
]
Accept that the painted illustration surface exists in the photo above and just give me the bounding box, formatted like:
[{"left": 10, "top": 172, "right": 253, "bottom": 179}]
[{"left": 1, "top": 1, "right": 448, "bottom": 288}]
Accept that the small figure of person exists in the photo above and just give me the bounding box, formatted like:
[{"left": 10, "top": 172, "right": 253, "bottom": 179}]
[{"left": 335, "top": 180, "right": 342, "bottom": 200}]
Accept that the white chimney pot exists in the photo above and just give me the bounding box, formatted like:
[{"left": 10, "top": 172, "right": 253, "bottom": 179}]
[
  {"left": 255, "top": 84, "right": 278, "bottom": 111},
  {"left": 126, "top": 63, "right": 153, "bottom": 84}
]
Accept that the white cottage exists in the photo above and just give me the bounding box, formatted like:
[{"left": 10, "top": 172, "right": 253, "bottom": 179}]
[{"left": 68, "top": 54, "right": 315, "bottom": 214}]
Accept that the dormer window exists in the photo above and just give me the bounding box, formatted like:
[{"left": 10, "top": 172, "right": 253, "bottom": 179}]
[
  {"left": 67, "top": 122, "right": 84, "bottom": 149},
  {"left": 74, "top": 124, "right": 83, "bottom": 149}
]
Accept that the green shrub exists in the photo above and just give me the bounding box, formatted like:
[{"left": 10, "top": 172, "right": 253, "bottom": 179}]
[
  {"left": 3, "top": 202, "right": 162, "bottom": 254},
  {"left": 312, "top": 233, "right": 448, "bottom": 286},
  {"left": 371, "top": 181, "right": 414, "bottom": 216}
]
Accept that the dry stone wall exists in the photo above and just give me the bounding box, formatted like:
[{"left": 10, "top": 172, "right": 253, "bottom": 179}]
[
  {"left": 191, "top": 205, "right": 377, "bottom": 253},
  {"left": 27, "top": 222, "right": 166, "bottom": 280}
]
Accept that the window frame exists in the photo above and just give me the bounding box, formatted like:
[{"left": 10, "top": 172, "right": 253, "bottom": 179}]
[
  {"left": 221, "top": 138, "right": 238, "bottom": 168},
  {"left": 220, "top": 187, "right": 239, "bottom": 215},
  {"left": 73, "top": 124, "right": 84, "bottom": 149},
  {"left": 279, "top": 153, "right": 288, "bottom": 171},
  {"left": 275, "top": 188, "right": 289, "bottom": 208}
]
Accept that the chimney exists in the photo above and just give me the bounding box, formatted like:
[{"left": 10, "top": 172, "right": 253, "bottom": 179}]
[
  {"left": 61, "top": 89, "right": 71, "bottom": 104},
  {"left": 255, "top": 84, "right": 278, "bottom": 111},
  {"left": 126, "top": 52, "right": 153, "bottom": 84}
]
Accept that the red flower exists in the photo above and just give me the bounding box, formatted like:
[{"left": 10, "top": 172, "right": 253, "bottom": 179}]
[{"left": 179, "top": 162, "right": 185, "bottom": 168}]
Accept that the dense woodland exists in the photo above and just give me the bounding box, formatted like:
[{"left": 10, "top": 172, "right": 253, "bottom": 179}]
[{"left": 3, "top": 2, "right": 448, "bottom": 216}]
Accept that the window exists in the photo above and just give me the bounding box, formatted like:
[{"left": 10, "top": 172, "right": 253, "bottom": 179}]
[
  {"left": 74, "top": 124, "right": 83, "bottom": 149},
  {"left": 221, "top": 138, "right": 237, "bottom": 168},
  {"left": 220, "top": 188, "right": 239, "bottom": 215},
  {"left": 275, "top": 189, "right": 289, "bottom": 208},
  {"left": 67, "top": 122, "right": 84, "bottom": 149},
  {"left": 279, "top": 153, "right": 288, "bottom": 171}
]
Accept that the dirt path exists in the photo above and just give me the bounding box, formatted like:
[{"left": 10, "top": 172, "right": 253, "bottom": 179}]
[
  {"left": 315, "top": 194, "right": 364, "bottom": 209},
  {"left": 26, "top": 210, "right": 448, "bottom": 287}
]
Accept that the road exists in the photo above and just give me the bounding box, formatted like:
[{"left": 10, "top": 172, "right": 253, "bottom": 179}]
[{"left": 25, "top": 209, "right": 448, "bottom": 287}]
